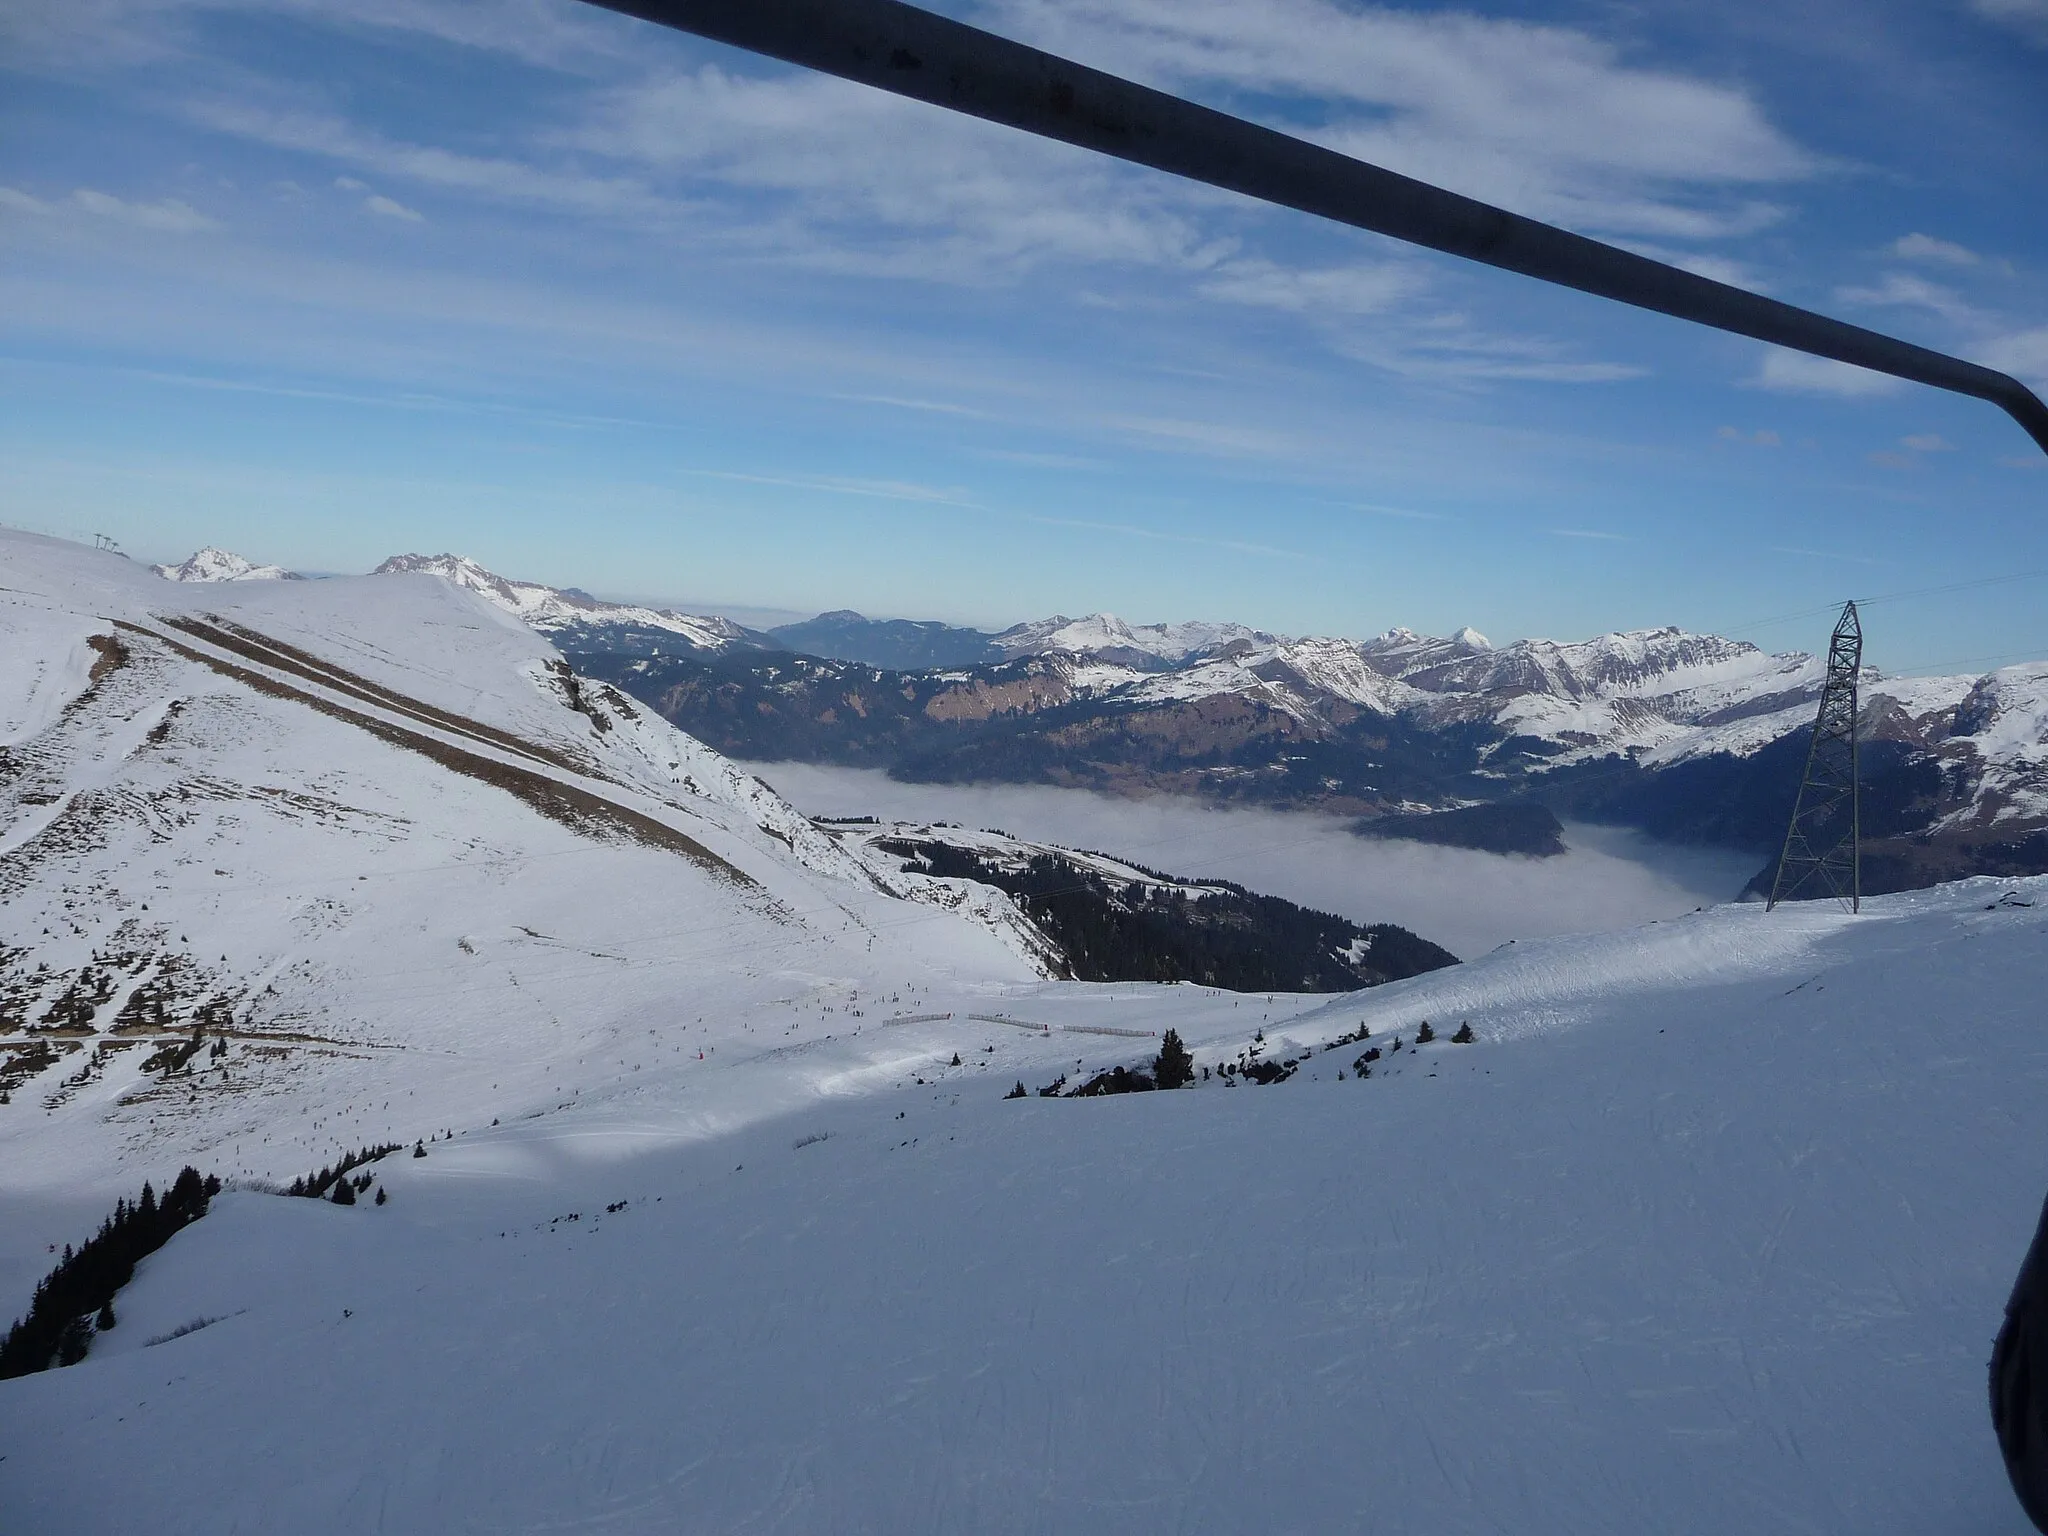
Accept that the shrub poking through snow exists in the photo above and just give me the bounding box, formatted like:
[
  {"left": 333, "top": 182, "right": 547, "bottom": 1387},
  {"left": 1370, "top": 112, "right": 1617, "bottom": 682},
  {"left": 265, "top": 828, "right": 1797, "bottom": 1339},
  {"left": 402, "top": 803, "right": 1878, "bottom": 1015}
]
[
  {"left": 1153, "top": 1028, "right": 1194, "bottom": 1090},
  {"left": 144, "top": 1316, "right": 221, "bottom": 1348},
  {"left": 1239, "top": 1059, "right": 1296, "bottom": 1085},
  {"left": 0, "top": 1166, "right": 219, "bottom": 1379},
  {"left": 1068, "top": 1065, "right": 1156, "bottom": 1096},
  {"left": 1004, "top": 1081, "right": 1028, "bottom": 1099}
]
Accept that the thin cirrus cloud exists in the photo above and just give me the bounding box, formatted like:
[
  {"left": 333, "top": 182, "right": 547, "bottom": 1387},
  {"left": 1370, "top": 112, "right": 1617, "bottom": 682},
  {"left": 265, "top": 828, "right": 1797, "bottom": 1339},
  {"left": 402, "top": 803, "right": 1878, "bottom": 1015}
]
[
  {"left": 1971, "top": 0, "right": 2048, "bottom": 45},
  {"left": 364, "top": 193, "right": 424, "bottom": 222},
  {"left": 1834, "top": 272, "right": 1984, "bottom": 329},
  {"left": 1188, "top": 256, "right": 1644, "bottom": 382},
  {"left": 1718, "top": 426, "right": 1782, "bottom": 446},
  {"left": 1981, "top": 327, "right": 2048, "bottom": 382},
  {"left": 0, "top": 183, "right": 217, "bottom": 233},
  {"left": 1751, "top": 347, "right": 1903, "bottom": 398},
  {"left": 554, "top": 64, "right": 1209, "bottom": 275},
  {"left": 1335, "top": 319, "right": 1646, "bottom": 385},
  {"left": 542, "top": 0, "right": 1816, "bottom": 297},
  {"left": 187, "top": 100, "right": 692, "bottom": 225},
  {"left": 683, "top": 468, "right": 984, "bottom": 508},
  {"left": 1891, "top": 232, "right": 1981, "bottom": 266},
  {"left": 982, "top": 0, "right": 1813, "bottom": 235},
  {"left": 84, "top": 0, "right": 1823, "bottom": 395}
]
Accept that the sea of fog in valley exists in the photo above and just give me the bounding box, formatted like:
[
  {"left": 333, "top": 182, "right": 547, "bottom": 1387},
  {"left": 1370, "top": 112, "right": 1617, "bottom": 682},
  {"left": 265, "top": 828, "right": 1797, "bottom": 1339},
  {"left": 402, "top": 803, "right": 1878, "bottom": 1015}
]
[{"left": 744, "top": 762, "right": 1762, "bottom": 960}]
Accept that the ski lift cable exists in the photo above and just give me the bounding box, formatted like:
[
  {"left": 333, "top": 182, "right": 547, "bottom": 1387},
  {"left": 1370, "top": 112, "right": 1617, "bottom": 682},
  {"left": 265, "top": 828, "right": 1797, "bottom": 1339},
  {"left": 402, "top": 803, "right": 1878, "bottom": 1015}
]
[
  {"left": 576, "top": 0, "right": 2048, "bottom": 459},
  {"left": 1721, "top": 567, "right": 2048, "bottom": 639}
]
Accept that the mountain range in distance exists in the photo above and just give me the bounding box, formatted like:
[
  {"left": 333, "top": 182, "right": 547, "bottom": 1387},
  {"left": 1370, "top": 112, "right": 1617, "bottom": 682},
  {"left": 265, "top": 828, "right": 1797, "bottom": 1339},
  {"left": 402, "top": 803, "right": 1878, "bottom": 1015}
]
[{"left": 147, "top": 548, "right": 2048, "bottom": 895}]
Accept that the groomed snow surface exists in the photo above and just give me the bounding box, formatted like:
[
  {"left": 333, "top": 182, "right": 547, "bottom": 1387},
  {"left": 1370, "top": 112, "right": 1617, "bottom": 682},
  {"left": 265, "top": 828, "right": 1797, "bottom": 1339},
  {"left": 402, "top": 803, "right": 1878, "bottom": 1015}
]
[{"left": 6, "top": 882, "right": 2047, "bottom": 1534}]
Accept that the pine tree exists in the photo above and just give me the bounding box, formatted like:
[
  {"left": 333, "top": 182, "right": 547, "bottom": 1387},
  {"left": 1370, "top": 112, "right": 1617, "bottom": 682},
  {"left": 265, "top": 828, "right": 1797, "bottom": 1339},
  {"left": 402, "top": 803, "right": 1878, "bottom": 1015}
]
[
  {"left": 1416, "top": 1021, "right": 1436, "bottom": 1045},
  {"left": 1004, "top": 1081, "right": 1028, "bottom": 1100},
  {"left": 96, "top": 1299, "right": 116, "bottom": 1330},
  {"left": 1451, "top": 1022, "right": 1475, "bottom": 1044},
  {"left": 331, "top": 1178, "right": 355, "bottom": 1206},
  {"left": 1154, "top": 1028, "right": 1194, "bottom": 1090},
  {"left": 375, "top": 1187, "right": 388, "bottom": 1205}
]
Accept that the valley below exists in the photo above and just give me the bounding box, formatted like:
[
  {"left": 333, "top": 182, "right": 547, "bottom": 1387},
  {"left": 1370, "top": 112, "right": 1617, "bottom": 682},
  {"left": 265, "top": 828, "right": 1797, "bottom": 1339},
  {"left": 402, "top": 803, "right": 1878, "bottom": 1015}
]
[{"left": 749, "top": 761, "right": 1761, "bottom": 959}]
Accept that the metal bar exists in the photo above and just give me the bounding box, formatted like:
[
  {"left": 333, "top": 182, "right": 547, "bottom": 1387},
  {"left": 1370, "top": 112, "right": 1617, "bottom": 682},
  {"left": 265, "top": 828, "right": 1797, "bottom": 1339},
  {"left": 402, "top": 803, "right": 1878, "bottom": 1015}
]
[
  {"left": 1846, "top": 609, "right": 1862, "bottom": 913},
  {"left": 580, "top": 0, "right": 2048, "bottom": 457}
]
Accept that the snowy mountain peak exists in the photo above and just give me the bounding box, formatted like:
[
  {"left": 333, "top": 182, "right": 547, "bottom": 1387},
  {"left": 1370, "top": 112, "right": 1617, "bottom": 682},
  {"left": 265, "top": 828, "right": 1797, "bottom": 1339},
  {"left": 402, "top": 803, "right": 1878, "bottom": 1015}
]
[
  {"left": 152, "top": 547, "right": 298, "bottom": 583},
  {"left": 373, "top": 553, "right": 757, "bottom": 653},
  {"left": 994, "top": 611, "right": 1288, "bottom": 667}
]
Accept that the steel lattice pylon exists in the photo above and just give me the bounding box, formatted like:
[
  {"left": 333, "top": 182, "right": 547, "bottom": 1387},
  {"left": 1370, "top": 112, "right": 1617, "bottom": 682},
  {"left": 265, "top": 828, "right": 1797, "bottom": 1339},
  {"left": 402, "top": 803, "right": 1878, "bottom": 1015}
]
[{"left": 1769, "top": 601, "right": 1863, "bottom": 912}]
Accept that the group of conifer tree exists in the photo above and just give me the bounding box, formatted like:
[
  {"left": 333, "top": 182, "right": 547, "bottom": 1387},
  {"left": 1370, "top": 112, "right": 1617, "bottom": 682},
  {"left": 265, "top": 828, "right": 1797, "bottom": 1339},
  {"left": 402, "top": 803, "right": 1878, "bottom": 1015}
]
[{"left": 0, "top": 1166, "right": 219, "bottom": 1379}]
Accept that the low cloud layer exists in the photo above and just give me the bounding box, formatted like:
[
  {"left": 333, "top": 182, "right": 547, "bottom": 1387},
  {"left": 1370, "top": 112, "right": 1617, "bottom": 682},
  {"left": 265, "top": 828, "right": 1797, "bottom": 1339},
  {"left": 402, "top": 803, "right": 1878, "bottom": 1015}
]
[{"left": 751, "top": 763, "right": 1759, "bottom": 961}]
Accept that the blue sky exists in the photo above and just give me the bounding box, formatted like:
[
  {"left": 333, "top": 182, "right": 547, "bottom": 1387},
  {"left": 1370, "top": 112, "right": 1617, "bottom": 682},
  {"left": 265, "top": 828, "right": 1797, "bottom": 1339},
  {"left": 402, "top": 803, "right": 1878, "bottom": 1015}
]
[{"left": 3, "top": 0, "right": 2046, "bottom": 671}]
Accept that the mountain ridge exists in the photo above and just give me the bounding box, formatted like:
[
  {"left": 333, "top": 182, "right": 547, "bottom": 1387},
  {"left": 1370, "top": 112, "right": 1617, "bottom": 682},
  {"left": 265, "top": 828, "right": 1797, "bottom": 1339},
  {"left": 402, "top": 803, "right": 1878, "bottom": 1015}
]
[{"left": 145, "top": 549, "right": 2048, "bottom": 893}]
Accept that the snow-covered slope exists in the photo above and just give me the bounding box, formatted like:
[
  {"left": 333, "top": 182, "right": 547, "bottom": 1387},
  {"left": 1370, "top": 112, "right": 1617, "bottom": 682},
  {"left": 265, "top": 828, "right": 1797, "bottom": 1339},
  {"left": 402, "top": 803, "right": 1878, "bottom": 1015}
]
[
  {"left": 0, "top": 531, "right": 1065, "bottom": 1250},
  {"left": 373, "top": 553, "right": 758, "bottom": 652},
  {"left": 151, "top": 547, "right": 298, "bottom": 583},
  {"left": 5, "top": 857, "right": 2046, "bottom": 1532}
]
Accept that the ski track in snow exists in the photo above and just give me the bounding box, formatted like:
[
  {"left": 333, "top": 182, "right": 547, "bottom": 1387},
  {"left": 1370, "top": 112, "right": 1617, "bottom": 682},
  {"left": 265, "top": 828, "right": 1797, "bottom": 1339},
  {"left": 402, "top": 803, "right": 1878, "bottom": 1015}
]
[{"left": 1, "top": 531, "right": 2044, "bottom": 1533}]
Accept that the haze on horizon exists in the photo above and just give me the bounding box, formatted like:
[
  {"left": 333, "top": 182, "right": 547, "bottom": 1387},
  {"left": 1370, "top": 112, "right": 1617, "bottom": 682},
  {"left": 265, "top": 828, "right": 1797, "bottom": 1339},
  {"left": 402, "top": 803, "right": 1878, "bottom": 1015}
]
[{"left": 4, "top": 0, "right": 2047, "bottom": 677}]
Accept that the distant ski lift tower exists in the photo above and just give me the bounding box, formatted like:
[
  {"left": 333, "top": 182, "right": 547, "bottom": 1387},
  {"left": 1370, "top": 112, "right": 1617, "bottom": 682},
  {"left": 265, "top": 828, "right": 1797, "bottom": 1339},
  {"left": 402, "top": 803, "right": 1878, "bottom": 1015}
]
[{"left": 1768, "top": 602, "right": 1863, "bottom": 912}]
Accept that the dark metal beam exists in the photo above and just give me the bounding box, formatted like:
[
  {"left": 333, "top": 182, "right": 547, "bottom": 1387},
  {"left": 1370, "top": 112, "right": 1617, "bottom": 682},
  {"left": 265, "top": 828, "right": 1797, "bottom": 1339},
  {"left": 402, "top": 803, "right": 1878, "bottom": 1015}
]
[{"left": 581, "top": 0, "right": 2048, "bottom": 457}]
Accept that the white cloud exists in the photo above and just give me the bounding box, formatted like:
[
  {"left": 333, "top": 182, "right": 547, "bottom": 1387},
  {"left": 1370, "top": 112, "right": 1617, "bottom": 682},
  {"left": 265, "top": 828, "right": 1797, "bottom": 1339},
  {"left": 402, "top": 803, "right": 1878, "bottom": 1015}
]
[
  {"left": 1752, "top": 348, "right": 1902, "bottom": 398},
  {"left": 555, "top": 66, "right": 1207, "bottom": 277},
  {"left": 684, "top": 469, "right": 982, "bottom": 509},
  {"left": 1890, "top": 233, "right": 1979, "bottom": 266},
  {"left": 985, "top": 0, "right": 1814, "bottom": 239},
  {"left": 1834, "top": 272, "right": 1983, "bottom": 328},
  {"left": 0, "top": 185, "right": 52, "bottom": 215},
  {"left": 0, "top": 0, "right": 636, "bottom": 75},
  {"left": 971, "top": 448, "right": 1109, "bottom": 471},
  {"left": 1548, "top": 528, "right": 1628, "bottom": 541},
  {"left": 192, "top": 102, "right": 691, "bottom": 226},
  {"left": 1979, "top": 327, "right": 2048, "bottom": 382},
  {"left": 1718, "top": 426, "right": 1782, "bottom": 446},
  {"left": 1337, "top": 319, "right": 1645, "bottom": 385},
  {"left": 1972, "top": 0, "right": 2048, "bottom": 45},
  {"left": 1347, "top": 502, "right": 1447, "bottom": 521},
  {"left": 1198, "top": 258, "right": 1425, "bottom": 318},
  {"left": 69, "top": 187, "right": 216, "bottom": 232},
  {"left": 364, "top": 193, "right": 424, "bottom": 222},
  {"left": 1899, "top": 433, "right": 1954, "bottom": 453},
  {"left": 548, "top": 0, "right": 1815, "bottom": 278}
]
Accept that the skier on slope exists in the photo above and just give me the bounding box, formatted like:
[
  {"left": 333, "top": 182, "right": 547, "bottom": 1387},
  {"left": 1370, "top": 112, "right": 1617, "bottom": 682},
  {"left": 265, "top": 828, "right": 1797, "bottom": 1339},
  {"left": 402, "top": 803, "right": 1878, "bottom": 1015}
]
[{"left": 1994, "top": 1192, "right": 2048, "bottom": 1530}]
